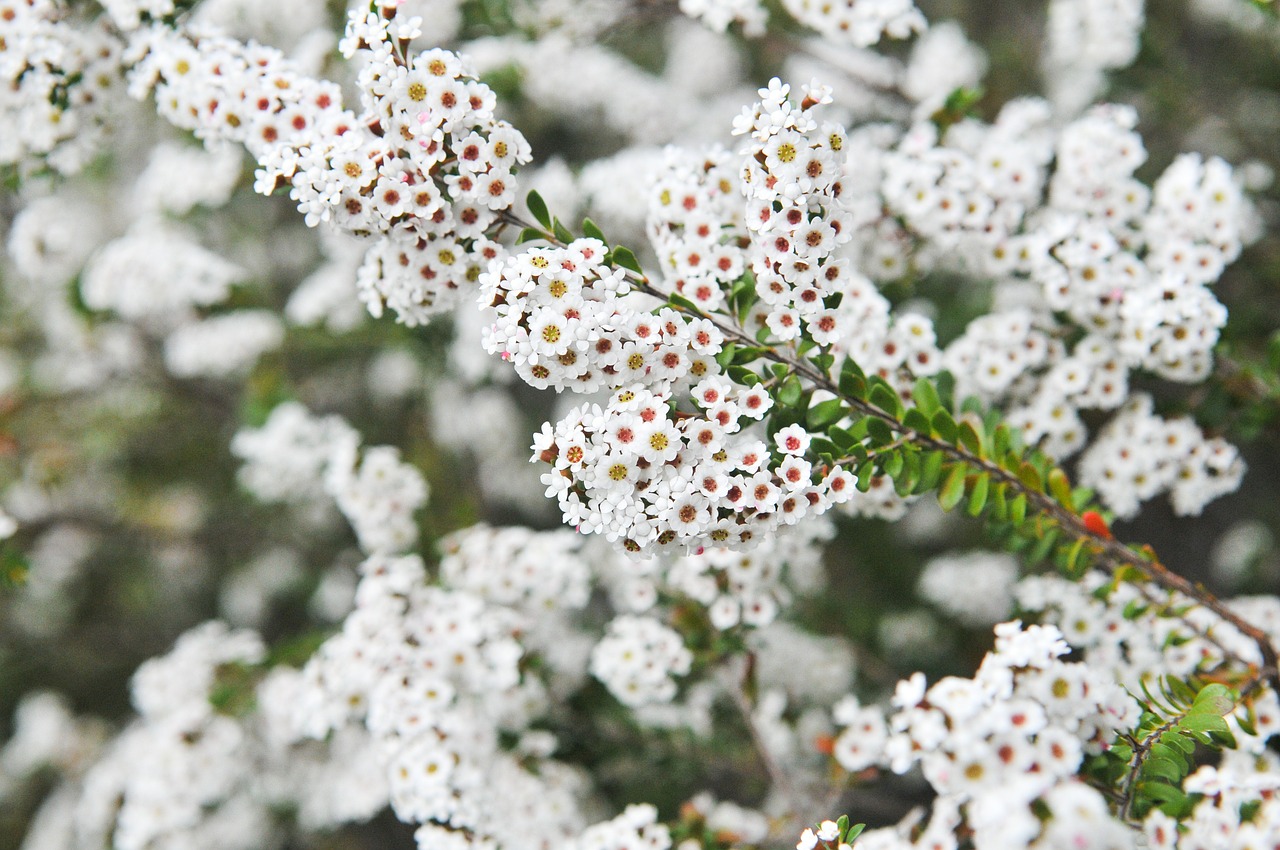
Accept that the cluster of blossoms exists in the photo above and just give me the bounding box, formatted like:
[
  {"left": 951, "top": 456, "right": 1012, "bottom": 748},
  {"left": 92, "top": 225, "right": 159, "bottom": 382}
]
[
  {"left": 6, "top": 2, "right": 1280, "bottom": 850},
  {"left": 1015, "top": 573, "right": 1280, "bottom": 845},
  {"left": 648, "top": 146, "right": 749, "bottom": 314},
  {"left": 589, "top": 615, "right": 693, "bottom": 707},
  {"left": 531, "top": 386, "right": 857, "bottom": 555},
  {"left": 1146, "top": 751, "right": 1280, "bottom": 848},
  {"left": 1043, "top": 0, "right": 1145, "bottom": 116},
  {"left": 0, "top": 0, "right": 122, "bottom": 174},
  {"left": 163, "top": 310, "right": 286, "bottom": 379},
  {"left": 733, "top": 78, "right": 854, "bottom": 342},
  {"left": 657, "top": 517, "right": 831, "bottom": 629},
  {"left": 833, "top": 621, "right": 1141, "bottom": 850},
  {"left": 132, "top": 8, "right": 531, "bottom": 327},
  {"left": 718, "top": 83, "right": 947, "bottom": 404},
  {"left": 80, "top": 223, "right": 244, "bottom": 328},
  {"left": 676, "top": 0, "right": 768, "bottom": 37},
  {"left": 278, "top": 553, "right": 591, "bottom": 850},
  {"left": 232, "top": 402, "right": 427, "bottom": 554},
  {"left": 780, "top": 0, "right": 925, "bottom": 48},
  {"left": 43, "top": 623, "right": 274, "bottom": 850},
  {"left": 480, "top": 239, "right": 722, "bottom": 394},
  {"left": 566, "top": 804, "right": 672, "bottom": 850},
  {"left": 1016, "top": 570, "right": 1280, "bottom": 693},
  {"left": 1078, "top": 393, "right": 1245, "bottom": 519},
  {"left": 917, "top": 550, "right": 1019, "bottom": 627},
  {"left": 439, "top": 523, "right": 591, "bottom": 614},
  {"left": 820, "top": 81, "right": 1252, "bottom": 516}
]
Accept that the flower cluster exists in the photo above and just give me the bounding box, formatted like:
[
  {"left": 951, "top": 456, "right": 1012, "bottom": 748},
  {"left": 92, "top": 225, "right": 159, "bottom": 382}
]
[
  {"left": 132, "top": 9, "right": 531, "bottom": 327},
  {"left": 286, "top": 553, "right": 588, "bottom": 849},
  {"left": 734, "top": 78, "right": 855, "bottom": 342},
  {"left": 533, "top": 386, "right": 857, "bottom": 556},
  {"left": 1017, "top": 571, "right": 1280, "bottom": 691},
  {"left": 917, "top": 550, "right": 1019, "bottom": 627},
  {"left": 439, "top": 523, "right": 591, "bottom": 614},
  {"left": 648, "top": 145, "right": 749, "bottom": 314},
  {"left": 835, "top": 621, "right": 1140, "bottom": 850},
  {"left": 677, "top": 0, "right": 768, "bottom": 37},
  {"left": 481, "top": 240, "right": 726, "bottom": 394},
  {"left": 1043, "top": 0, "right": 1145, "bottom": 116},
  {"left": 79, "top": 223, "right": 244, "bottom": 328},
  {"left": 1, "top": 0, "right": 123, "bottom": 174},
  {"left": 780, "top": 0, "right": 925, "bottom": 48},
  {"left": 163, "top": 310, "right": 285, "bottom": 379},
  {"left": 1078, "top": 393, "right": 1245, "bottom": 518},
  {"left": 129, "top": 28, "right": 347, "bottom": 167},
  {"left": 230, "top": 402, "right": 360, "bottom": 504},
  {"left": 232, "top": 402, "right": 427, "bottom": 554},
  {"left": 68, "top": 622, "right": 271, "bottom": 850},
  {"left": 589, "top": 615, "right": 693, "bottom": 707}
]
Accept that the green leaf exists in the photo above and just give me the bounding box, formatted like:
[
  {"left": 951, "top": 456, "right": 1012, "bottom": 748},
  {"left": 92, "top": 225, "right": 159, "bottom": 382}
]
[
  {"left": 668, "top": 293, "right": 702, "bottom": 313},
  {"left": 957, "top": 419, "right": 984, "bottom": 458},
  {"left": 516, "top": 227, "right": 545, "bottom": 244},
  {"left": 1018, "top": 461, "right": 1043, "bottom": 492},
  {"left": 1029, "top": 528, "right": 1061, "bottom": 565},
  {"left": 917, "top": 451, "right": 945, "bottom": 493},
  {"left": 869, "top": 382, "right": 903, "bottom": 418},
  {"left": 932, "top": 410, "right": 958, "bottom": 442},
  {"left": 808, "top": 399, "right": 846, "bottom": 429},
  {"left": 1166, "top": 676, "right": 1199, "bottom": 707},
  {"left": 1192, "top": 683, "right": 1236, "bottom": 716},
  {"left": 1010, "top": 493, "right": 1027, "bottom": 524},
  {"left": 990, "top": 481, "right": 1008, "bottom": 519},
  {"left": 883, "top": 450, "right": 905, "bottom": 479},
  {"left": 912, "top": 377, "right": 942, "bottom": 416},
  {"left": 903, "top": 408, "right": 932, "bottom": 435},
  {"left": 1, "top": 547, "right": 29, "bottom": 589},
  {"left": 1048, "top": 468, "right": 1073, "bottom": 508},
  {"left": 727, "top": 366, "right": 759, "bottom": 386},
  {"left": 526, "top": 190, "right": 551, "bottom": 228},
  {"left": 866, "top": 417, "right": 895, "bottom": 446},
  {"left": 551, "top": 217, "right": 575, "bottom": 244},
  {"left": 967, "top": 471, "right": 990, "bottom": 516},
  {"left": 939, "top": 464, "right": 967, "bottom": 511},
  {"left": 1180, "top": 713, "right": 1230, "bottom": 735},
  {"left": 1071, "top": 487, "right": 1096, "bottom": 512},
  {"left": 828, "top": 426, "right": 857, "bottom": 453},
  {"left": 839, "top": 358, "right": 867, "bottom": 398},
  {"left": 1149, "top": 742, "right": 1187, "bottom": 770},
  {"left": 581, "top": 217, "right": 607, "bottom": 243},
  {"left": 1161, "top": 731, "right": 1196, "bottom": 755},
  {"left": 1142, "top": 756, "right": 1184, "bottom": 784},
  {"left": 777, "top": 376, "right": 803, "bottom": 409},
  {"left": 992, "top": 424, "right": 1012, "bottom": 459},
  {"left": 1062, "top": 538, "right": 1087, "bottom": 578},
  {"left": 934, "top": 371, "right": 956, "bottom": 410},
  {"left": 895, "top": 450, "right": 921, "bottom": 496},
  {"left": 856, "top": 460, "right": 875, "bottom": 492},
  {"left": 611, "top": 246, "right": 643, "bottom": 275}
]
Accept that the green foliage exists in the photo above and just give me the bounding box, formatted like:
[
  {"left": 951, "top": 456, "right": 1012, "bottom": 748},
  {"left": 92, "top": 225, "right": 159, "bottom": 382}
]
[
  {"left": 525, "top": 190, "right": 551, "bottom": 229},
  {"left": 1116, "top": 679, "right": 1242, "bottom": 819}
]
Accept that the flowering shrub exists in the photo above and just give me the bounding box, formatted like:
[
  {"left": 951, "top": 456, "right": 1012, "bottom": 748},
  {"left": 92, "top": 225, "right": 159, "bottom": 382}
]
[{"left": 3, "top": 1, "right": 1280, "bottom": 849}]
